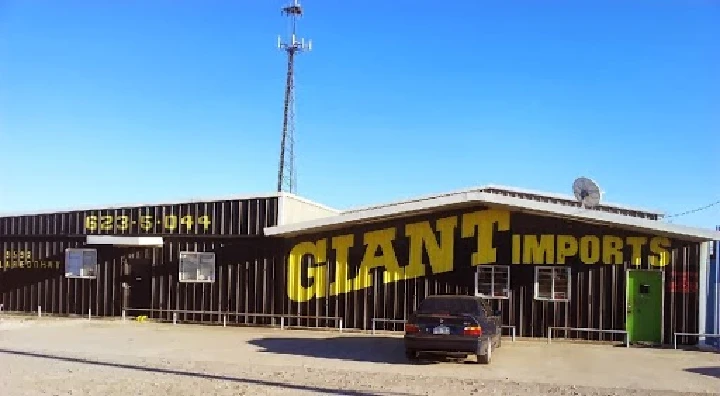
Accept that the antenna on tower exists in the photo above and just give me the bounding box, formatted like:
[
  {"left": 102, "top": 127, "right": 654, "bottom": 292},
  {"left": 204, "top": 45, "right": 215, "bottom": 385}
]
[{"left": 276, "top": 0, "right": 312, "bottom": 194}]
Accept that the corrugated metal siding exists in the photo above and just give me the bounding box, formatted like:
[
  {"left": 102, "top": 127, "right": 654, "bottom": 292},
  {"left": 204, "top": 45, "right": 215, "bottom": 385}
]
[
  {"left": 0, "top": 197, "right": 279, "bottom": 315},
  {"left": 1, "top": 237, "right": 103, "bottom": 315},
  {"left": 0, "top": 200, "right": 705, "bottom": 345},
  {"left": 0, "top": 198, "right": 278, "bottom": 237},
  {"left": 131, "top": 238, "right": 284, "bottom": 325},
  {"left": 281, "top": 206, "right": 701, "bottom": 344},
  {"left": 282, "top": 250, "right": 700, "bottom": 342}
]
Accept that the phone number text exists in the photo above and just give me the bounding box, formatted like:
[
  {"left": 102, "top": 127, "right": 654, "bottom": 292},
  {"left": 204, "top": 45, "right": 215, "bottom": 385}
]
[{"left": 84, "top": 214, "right": 212, "bottom": 232}]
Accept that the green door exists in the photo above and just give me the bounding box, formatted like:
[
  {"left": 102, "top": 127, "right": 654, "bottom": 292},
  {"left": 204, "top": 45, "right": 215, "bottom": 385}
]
[{"left": 626, "top": 270, "right": 663, "bottom": 344}]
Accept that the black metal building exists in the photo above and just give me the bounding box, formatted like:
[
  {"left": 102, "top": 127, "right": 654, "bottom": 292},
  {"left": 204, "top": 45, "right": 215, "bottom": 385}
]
[
  {"left": 0, "top": 193, "right": 336, "bottom": 321},
  {"left": 1, "top": 185, "right": 718, "bottom": 346},
  {"left": 264, "top": 186, "right": 719, "bottom": 345}
]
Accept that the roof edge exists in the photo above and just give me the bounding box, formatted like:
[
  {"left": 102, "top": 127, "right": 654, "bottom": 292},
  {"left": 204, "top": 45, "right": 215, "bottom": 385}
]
[
  {"left": 264, "top": 191, "right": 720, "bottom": 241},
  {"left": 341, "top": 186, "right": 488, "bottom": 214},
  {"left": 341, "top": 184, "right": 665, "bottom": 217},
  {"left": 0, "top": 192, "right": 293, "bottom": 217},
  {"left": 278, "top": 192, "right": 342, "bottom": 213},
  {"left": 482, "top": 184, "right": 666, "bottom": 216},
  {"left": 266, "top": 192, "right": 472, "bottom": 236}
]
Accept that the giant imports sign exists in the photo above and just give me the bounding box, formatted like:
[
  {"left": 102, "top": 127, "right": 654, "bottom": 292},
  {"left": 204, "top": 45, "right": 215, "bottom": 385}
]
[{"left": 286, "top": 208, "right": 671, "bottom": 302}]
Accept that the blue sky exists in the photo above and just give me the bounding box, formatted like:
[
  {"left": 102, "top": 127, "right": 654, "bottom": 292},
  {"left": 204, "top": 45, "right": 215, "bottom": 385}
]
[{"left": 0, "top": 0, "right": 718, "bottom": 229}]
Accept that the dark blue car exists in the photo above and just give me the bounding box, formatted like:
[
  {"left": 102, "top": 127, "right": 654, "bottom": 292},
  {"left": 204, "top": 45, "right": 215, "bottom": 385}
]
[{"left": 404, "top": 295, "right": 502, "bottom": 364}]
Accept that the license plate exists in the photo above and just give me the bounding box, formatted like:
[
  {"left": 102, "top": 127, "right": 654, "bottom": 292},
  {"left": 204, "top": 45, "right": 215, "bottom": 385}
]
[{"left": 433, "top": 325, "right": 450, "bottom": 335}]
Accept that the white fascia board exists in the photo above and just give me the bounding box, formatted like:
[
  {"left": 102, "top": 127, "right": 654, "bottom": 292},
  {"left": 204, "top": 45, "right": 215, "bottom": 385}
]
[
  {"left": 85, "top": 236, "right": 164, "bottom": 247},
  {"left": 264, "top": 191, "right": 720, "bottom": 241},
  {"left": 482, "top": 184, "right": 666, "bottom": 216},
  {"left": 264, "top": 192, "right": 478, "bottom": 236},
  {"left": 278, "top": 192, "right": 342, "bottom": 213},
  {"left": 482, "top": 192, "right": 720, "bottom": 241}
]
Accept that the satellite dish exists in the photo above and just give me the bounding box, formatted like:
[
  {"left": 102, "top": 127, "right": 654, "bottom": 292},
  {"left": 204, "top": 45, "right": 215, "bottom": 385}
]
[{"left": 572, "top": 177, "right": 602, "bottom": 208}]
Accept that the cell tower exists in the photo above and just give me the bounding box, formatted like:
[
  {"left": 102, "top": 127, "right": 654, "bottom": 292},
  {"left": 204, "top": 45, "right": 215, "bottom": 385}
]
[{"left": 276, "top": 0, "right": 311, "bottom": 193}]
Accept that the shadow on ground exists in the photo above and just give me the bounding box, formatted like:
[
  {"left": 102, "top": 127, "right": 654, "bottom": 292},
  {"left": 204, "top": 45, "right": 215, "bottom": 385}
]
[
  {"left": 684, "top": 367, "right": 720, "bottom": 379},
  {"left": 0, "top": 348, "right": 409, "bottom": 396},
  {"left": 248, "top": 336, "right": 473, "bottom": 365}
]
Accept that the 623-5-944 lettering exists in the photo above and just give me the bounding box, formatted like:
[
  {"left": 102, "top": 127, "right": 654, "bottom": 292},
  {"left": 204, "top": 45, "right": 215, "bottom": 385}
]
[{"left": 84, "top": 214, "right": 212, "bottom": 232}]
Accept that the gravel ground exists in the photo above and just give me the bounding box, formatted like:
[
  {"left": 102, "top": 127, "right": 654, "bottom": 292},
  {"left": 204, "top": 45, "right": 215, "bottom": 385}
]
[{"left": 0, "top": 317, "right": 718, "bottom": 396}]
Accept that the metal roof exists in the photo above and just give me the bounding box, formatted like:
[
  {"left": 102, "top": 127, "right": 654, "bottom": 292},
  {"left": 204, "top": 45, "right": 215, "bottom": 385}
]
[
  {"left": 342, "top": 184, "right": 665, "bottom": 219},
  {"left": 264, "top": 189, "right": 720, "bottom": 241},
  {"left": 0, "top": 192, "right": 339, "bottom": 217}
]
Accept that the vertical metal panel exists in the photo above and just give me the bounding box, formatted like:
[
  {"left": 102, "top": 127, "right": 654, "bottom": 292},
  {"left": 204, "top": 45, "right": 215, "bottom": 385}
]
[
  {"left": 278, "top": 207, "right": 703, "bottom": 344},
  {"left": 0, "top": 197, "right": 279, "bottom": 316},
  {"left": 0, "top": 236, "right": 285, "bottom": 321},
  {"left": 0, "top": 238, "right": 125, "bottom": 316},
  {"left": 0, "top": 200, "right": 706, "bottom": 346},
  {"left": 0, "top": 197, "right": 279, "bottom": 237}
]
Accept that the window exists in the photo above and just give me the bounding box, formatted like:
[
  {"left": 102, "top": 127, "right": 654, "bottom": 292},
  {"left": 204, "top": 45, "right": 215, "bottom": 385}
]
[
  {"left": 417, "top": 297, "right": 485, "bottom": 316},
  {"left": 65, "top": 248, "right": 98, "bottom": 279},
  {"left": 179, "top": 252, "right": 216, "bottom": 283},
  {"left": 474, "top": 265, "right": 510, "bottom": 299},
  {"left": 534, "top": 266, "right": 571, "bottom": 301}
]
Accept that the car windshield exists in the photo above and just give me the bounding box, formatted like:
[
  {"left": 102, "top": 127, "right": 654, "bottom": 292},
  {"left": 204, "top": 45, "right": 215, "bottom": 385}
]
[{"left": 416, "top": 298, "right": 482, "bottom": 316}]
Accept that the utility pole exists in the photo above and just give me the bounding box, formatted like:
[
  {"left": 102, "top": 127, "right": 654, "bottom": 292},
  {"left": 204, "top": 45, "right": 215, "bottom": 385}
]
[{"left": 276, "top": 0, "right": 311, "bottom": 193}]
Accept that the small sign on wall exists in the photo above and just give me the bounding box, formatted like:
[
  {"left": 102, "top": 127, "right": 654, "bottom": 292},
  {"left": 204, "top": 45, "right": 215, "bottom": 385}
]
[{"left": 669, "top": 271, "right": 697, "bottom": 293}]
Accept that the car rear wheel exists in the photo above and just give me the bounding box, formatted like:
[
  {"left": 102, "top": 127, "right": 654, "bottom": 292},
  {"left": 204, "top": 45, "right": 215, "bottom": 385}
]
[
  {"left": 405, "top": 349, "right": 419, "bottom": 362},
  {"left": 477, "top": 342, "right": 492, "bottom": 365}
]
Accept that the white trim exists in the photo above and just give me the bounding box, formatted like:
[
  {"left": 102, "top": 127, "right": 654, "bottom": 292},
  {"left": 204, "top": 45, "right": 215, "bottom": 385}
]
[
  {"left": 86, "top": 236, "right": 164, "bottom": 247},
  {"left": 267, "top": 192, "right": 473, "bottom": 236},
  {"left": 341, "top": 184, "right": 665, "bottom": 216},
  {"left": 699, "top": 241, "right": 710, "bottom": 346},
  {"left": 279, "top": 192, "right": 342, "bottom": 214},
  {"left": 482, "top": 184, "right": 665, "bottom": 216},
  {"left": 178, "top": 279, "right": 215, "bottom": 283},
  {"left": 341, "top": 186, "right": 488, "bottom": 214},
  {"left": 264, "top": 191, "right": 720, "bottom": 241},
  {"left": 474, "top": 265, "right": 511, "bottom": 300},
  {"left": 534, "top": 266, "right": 571, "bottom": 302},
  {"left": 276, "top": 193, "right": 343, "bottom": 227},
  {"left": 277, "top": 194, "right": 287, "bottom": 226}
]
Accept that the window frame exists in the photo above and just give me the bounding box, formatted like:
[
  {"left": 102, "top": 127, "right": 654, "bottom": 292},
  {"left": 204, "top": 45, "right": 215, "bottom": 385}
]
[
  {"left": 178, "top": 251, "right": 216, "bottom": 283},
  {"left": 474, "top": 265, "right": 511, "bottom": 300},
  {"left": 534, "top": 266, "right": 571, "bottom": 302},
  {"left": 64, "top": 248, "right": 98, "bottom": 279}
]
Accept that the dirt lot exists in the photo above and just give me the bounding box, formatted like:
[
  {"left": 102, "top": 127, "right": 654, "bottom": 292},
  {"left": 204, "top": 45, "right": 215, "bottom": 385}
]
[{"left": 0, "top": 317, "right": 718, "bottom": 396}]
